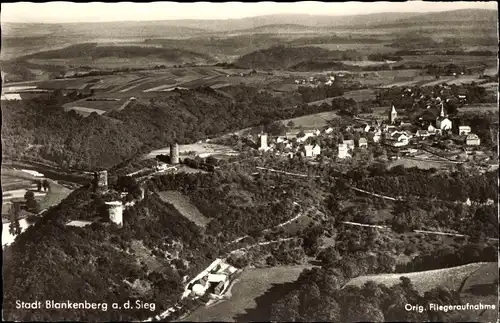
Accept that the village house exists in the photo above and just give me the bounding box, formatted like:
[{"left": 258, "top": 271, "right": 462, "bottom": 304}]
[
  {"left": 302, "top": 144, "right": 321, "bottom": 157},
  {"left": 466, "top": 133, "right": 481, "bottom": 146},
  {"left": 324, "top": 127, "right": 334, "bottom": 134},
  {"left": 459, "top": 126, "right": 471, "bottom": 136},
  {"left": 387, "top": 133, "right": 409, "bottom": 147},
  {"left": 338, "top": 143, "right": 351, "bottom": 159},
  {"left": 297, "top": 129, "right": 319, "bottom": 143},
  {"left": 343, "top": 139, "right": 355, "bottom": 150},
  {"left": 415, "top": 130, "right": 431, "bottom": 138},
  {"left": 357, "top": 138, "right": 368, "bottom": 148}
]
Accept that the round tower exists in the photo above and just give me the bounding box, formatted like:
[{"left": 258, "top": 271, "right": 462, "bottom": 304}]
[
  {"left": 105, "top": 201, "right": 123, "bottom": 227},
  {"left": 170, "top": 143, "right": 179, "bottom": 165}
]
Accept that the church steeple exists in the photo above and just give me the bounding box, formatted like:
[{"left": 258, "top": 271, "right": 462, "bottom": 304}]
[
  {"left": 439, "top": 102, "right": 445, "bottom": 118},
  {"left": 389, "top": 104, "right": 397, "bottom": 124}
]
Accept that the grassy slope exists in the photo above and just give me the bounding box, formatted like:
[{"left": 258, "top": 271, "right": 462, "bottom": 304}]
[
  {"left": 344, "top": 262, "right": 494, "bottom": 295},
  {"left": 158, "top": 191, "right": 210, "bottom": 228}
]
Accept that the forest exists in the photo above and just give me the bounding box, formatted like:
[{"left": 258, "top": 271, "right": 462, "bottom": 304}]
[
  {"left": 2, "top": 85, "right": 339, "bottom": 171},
  {"left": 147, "top": 171, "right": 322, "bottom": 241}
]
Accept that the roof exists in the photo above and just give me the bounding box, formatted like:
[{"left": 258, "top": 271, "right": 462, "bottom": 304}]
[
  {"left": 459, "top": 125, "right": 471, "bottom": 129},
  {"left": 343, "top": 139, "right": 355, "bottom": 145},
  {"left": 466, "top": 134, "right": 480, "bottom": 140},
  {"left": 359, "top": 138, "right": 368, "bottom": 143}
]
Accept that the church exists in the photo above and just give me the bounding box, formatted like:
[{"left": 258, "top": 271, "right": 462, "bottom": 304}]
[{"left": 435, "top": 103, "right": 452, "bottom": 131}]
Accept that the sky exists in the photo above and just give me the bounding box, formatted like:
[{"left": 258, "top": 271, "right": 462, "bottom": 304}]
[{"left": 1, "top": 1, "right": 497, "bottom": 23}]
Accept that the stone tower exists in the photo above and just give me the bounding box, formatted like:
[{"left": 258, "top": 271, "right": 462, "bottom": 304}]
[
  {"left": 389, "top": 105, "right": 397, "bottom": 124},
  {"left": 259, "top": 133, "right": 268, "bottom": 150},
  {"left": 94, "top": 170, "right": 108, "bottom": 193},
  {"left": 105, "top": 201, "right": 123, "bottom": 227},
  {"left": 170, "top": 143, "right": 179, "bottom": 165}
]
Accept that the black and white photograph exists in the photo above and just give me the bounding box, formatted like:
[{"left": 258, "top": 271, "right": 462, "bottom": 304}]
[{"left": 1, "top": 1, "right": 499, "bottom": 322}]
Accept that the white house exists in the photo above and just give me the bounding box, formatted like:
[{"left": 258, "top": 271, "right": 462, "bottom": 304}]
[
  {"left": 415, "top": 130, "right": 431, "bottom": 138},
  {"left": 324, "top": 127, "right": 334, "bottom": 134},
  {"left": 338, "top": 144, "right": 351, "bottom": 159},
  {"left": 459, "top": 126, "right": 471, "bottom": 136},
  {"left": 427, "top": 124, "right": 437, "bottom": 133},
  {"left": 343, "top": 139, "right": 355, "bottom": 150},
  {"left": 297, "top": 130, "right": 319, "bottom": 143},
  {"left": 312, "top": 144, "right": 321, "bottom": 156},
  {"left": 303, "top": 145, "right": 314, "bottom": 157},
  {"left": 358, "top": 138, "right": 368, "bottom": 148},
  {"left": 387, "top": 133, "right": 409, "bottom": 147},
  {"left": 466, "top": 134, "right": 481, "bottom": 146}
]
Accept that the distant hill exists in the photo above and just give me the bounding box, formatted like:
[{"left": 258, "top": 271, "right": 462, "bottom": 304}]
[
  {"left": 233, "top": 45, "right": 360, "bottom": 69},
  {"left": 21, "top": 43, "right": 215, "bottom": 65},
  {"left": 230, "top": 24, "right": 332, "bottom": 34}
]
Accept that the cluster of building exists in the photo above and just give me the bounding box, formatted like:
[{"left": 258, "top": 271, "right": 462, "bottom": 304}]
[
  {"left": 255, "top": 100, "right": 482, "bottom": 162},
  {"left": 294, "top": 74, "right": 337, "bottom": 86},
  {"left": 182, "top": 258, "right": 239, "bottom": 303}
]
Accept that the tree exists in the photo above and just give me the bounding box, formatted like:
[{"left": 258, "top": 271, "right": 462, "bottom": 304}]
[
  {"left": 9, "top": 203, "right": 22, "bottom": 236},
  {"left": 317, "top": 246, "right": 340, "bottom": 268},
  {"left": 287, "top": 120, "right": 295, "bottom": 128},
  {"left": 42, "top": 180, "right": 50, "bottom": 192},
  {"left": 24, "top": 191, "right": 35, "bottom": 201}
]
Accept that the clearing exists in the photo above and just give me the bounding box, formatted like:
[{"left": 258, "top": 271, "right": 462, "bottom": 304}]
[
  {"left": 183, "top": 265, "right": 313, "bottom": 322},
  {"left": 158, "top": 191, "right": 210, "bottom": 228},
  {"left": 281, "top": 111, "right": 341, "bottom": 129}
]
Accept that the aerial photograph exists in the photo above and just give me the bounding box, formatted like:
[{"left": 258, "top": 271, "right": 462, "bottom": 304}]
[{"left": 1, "top": 1, "right": 498, "bottom": 322}]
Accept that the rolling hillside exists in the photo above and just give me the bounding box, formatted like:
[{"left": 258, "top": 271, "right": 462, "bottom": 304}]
[{"left": 344, "top": 262, "right": 496, "bottom": 295}]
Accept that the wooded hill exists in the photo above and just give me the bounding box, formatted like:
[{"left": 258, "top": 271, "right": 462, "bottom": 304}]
[
  {"left": 2, "top": 85, "right": 343, "bottom": 170},
  {"left": 2, "top": 184, "right": 216, "bottom": 321}
]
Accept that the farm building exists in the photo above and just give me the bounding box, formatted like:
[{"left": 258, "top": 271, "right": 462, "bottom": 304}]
[
  {"left": 466, "top": 134, "right": 481, "bottom": 146},
  {"left": 302, "top": 144, "right": 321, "bottom": 157},
  {"left": 182, "top": 259, "right": 239, "bottom": 302}
]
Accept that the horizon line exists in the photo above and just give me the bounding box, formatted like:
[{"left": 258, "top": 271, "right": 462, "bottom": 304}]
[{"left": 1, "top": 7, "right": 496, "bottom": 24}]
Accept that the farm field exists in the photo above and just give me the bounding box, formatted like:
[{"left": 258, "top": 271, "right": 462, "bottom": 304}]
[
  {"left": 387, "top": 158, "right": 457, "bottom": 170},
  {"left": 1, "top": 169, "right": 72, "bottom": 216},
  {"left": 183, "top": 265, "right": 314, "bottom": 322},
  {"left": 342, "top": 88, "right": 376, "bottom": 101},
  {"left": 280, "top": 111, "right": 341, "bottom": 129},
  {"left": 158, "top": 191, "right": 210, "bottom": 228}
]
